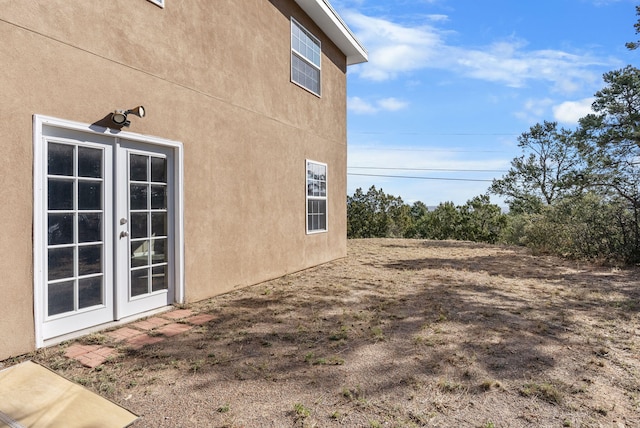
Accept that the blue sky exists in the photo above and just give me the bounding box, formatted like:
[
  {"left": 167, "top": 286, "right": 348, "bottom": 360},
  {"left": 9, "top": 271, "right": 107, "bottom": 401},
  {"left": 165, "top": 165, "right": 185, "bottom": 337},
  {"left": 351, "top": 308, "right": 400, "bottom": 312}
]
[{"left": 334, "top": 0, "right": 638, "bottom": 206}]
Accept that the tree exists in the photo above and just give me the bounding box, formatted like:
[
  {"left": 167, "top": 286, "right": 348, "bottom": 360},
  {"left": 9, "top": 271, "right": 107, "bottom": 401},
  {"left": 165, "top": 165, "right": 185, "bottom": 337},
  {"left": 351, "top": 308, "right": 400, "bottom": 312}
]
[
  {"left": 458, "top": 195, "right": 507, "bottom": 244},
  {"left": 410, "top": 201, "right": 429, "bottom": 220},
  {"left": 418, "top": 201, "right": 461, "bottom": 240},
  {"left": 347, "top": 187, "right": 376, "bottom": 238},
  {"left": 489, "top": 121, "right": 584, "bottom": 214},
  {"left": 384, "top": 192, "right": 412, "bottom": 238},
  {"left": 576, "top": 66, "right": 640, "bottom": 204},
  {"left": 625, "top": 5, "right": 640, "bottom": 50},
  {"left": 576, "top": 65, "right": 640, "bottom": 259},
  {"left": 523, "top": 192, "right": 637, "bottom": 263},
  {"left": 347, "top": 186, "right": 412, "bottom": 238},
  {"left": 405, "top": 201, "right": 429, "bottom": 238}
]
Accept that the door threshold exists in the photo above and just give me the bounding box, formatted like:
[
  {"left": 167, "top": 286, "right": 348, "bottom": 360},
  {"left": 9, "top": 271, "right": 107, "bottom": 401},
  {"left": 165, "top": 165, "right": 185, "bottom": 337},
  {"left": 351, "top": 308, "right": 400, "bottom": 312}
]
[{"left": 42, "top": 306, "right": 174, "bottom": 348}]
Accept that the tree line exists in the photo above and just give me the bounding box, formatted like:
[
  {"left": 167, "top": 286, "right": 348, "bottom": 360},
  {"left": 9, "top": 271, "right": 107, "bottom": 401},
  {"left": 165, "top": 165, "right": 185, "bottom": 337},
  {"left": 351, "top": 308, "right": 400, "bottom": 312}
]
[
  {"left": 347, "top": 8, "right": 640, "bottom": 265},
  {"left": 348, "top": 189, "right": 506, "bottom": 244}
]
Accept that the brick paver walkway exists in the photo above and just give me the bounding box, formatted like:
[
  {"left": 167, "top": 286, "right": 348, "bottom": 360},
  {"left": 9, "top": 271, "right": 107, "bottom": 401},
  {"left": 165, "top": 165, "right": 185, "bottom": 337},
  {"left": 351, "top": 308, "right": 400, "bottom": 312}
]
[
  {"left": 63, "top": 308, "right": 215, "bottom": 368},
  {"left": 64, "top": 344, "right": 120, "bottom": 369},
  {"left": 129, "top": 316, "right": 171, "bottom": 331}
]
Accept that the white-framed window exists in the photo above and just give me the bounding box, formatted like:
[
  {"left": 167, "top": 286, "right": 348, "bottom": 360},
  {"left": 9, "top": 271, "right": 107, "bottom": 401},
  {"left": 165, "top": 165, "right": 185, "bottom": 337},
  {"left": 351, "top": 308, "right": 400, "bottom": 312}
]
[
  {"left": 147, "top": 0, "right": 164, "bottom": 8},
  {"left": 306, "top": 160, "right": 327, "bottom": 233},
  {"left": 291, "top": 18, "right": 321, "bottom": 96}
]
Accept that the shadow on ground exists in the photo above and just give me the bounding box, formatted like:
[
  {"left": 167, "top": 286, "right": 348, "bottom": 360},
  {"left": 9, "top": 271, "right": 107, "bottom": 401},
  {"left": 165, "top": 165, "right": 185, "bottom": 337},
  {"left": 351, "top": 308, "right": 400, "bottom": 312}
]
[{"left": 26, "top": 239, "right": 640, "bottom": 427}]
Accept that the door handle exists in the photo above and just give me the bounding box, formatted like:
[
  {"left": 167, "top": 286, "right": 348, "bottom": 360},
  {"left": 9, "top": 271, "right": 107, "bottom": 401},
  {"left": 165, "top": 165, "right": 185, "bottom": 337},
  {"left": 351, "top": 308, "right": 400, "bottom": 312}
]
[{"left": 120, "top": 231, "right": 129, "bottom": 239}]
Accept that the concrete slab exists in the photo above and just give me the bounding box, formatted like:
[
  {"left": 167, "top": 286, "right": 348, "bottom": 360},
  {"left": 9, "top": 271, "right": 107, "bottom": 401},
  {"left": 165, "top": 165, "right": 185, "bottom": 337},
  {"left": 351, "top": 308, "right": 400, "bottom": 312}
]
[{"left": 0, "top": 361, "right": 137, "bottom": 427}]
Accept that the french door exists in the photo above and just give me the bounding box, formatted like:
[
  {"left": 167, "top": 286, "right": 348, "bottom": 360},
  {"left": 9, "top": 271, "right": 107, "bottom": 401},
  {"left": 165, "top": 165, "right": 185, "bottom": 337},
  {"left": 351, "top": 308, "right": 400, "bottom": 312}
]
[
  {"left": 115, "top": 141, "right": 175, "bottom": 319},
  {"left": 35, "top": 118, "right": 183, "bottom": 344}
]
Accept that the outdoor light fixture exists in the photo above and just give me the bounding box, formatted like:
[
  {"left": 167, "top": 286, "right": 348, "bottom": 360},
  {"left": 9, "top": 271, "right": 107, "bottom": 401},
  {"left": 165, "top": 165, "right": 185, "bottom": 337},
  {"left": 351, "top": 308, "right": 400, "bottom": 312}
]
[{"left": 111, "top": 105, "right": 146, "bottom": 127}]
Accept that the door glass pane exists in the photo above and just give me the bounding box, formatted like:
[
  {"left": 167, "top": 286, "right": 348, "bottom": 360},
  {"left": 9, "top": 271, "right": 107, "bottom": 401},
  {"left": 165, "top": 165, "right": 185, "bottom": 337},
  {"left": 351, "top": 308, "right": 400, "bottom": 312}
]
[
  {"left": 48, "top": 247, "right": 75, "bottom": 280},
  {"left": 131, "top": 213, "right": 148, "bottom": 239},
  {"left": 152, "top": 266, "right": 167, "bottom": 291},
  {"left": 130, "top": 184, "right": 148, "bottom": 210},
  {"left": 78, "top": 147, "right": 102, "bottom": 178},
  {"left": 131, "top": 268, "right": 149, "bottom": 297},
  {"left": 131, "top": 240, "right": 149, "bottom": 267},
  {"left": 48, "top": 213, "right": 74, "bottom": 245},
  {"left": 130, "top": 154, "right": 147, "bottom": 181},
  {"left": 151, "top": 157, "right": 167, "bottom": 183},
  {"left": 79, "top": 276, "right": 103, "bottom": 309},
  {"left": 79, "top": 214, "right": 102, "bottom": 243},
  {"left": 48, "top": 143, "right": 74, "bottom": 176},
  {"left": 48, "top": 280, "right": 75, "bottom": 316},
  {"left": 151, "top": 185, "right": 166, "bottom": 209},
  {"left": 151, "top": 213, "right": 166, "bottom": 236},
  {"left": 78, "top": 245, "right": 102, "bottom": 276},
  {"left": 78, "top": 181, "right": 102, "bottom": 210},
  {"left": 46, "top": 140, "right": 109, "bottom": 321},
  {"left": 128, "top": 151, "right": 171, "bottom": 299},
  {"left": 48, "top": 179, "right": 74, "bottom": 210},
  {"left": 152, "top": 239, "right": 167, "bottom": 263}
]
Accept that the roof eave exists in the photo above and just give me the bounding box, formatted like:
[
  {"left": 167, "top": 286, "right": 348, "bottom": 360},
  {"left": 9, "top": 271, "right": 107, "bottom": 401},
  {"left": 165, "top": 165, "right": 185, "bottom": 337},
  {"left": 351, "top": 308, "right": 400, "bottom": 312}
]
[{"left": 293, "top": 0, "right": 368, "bottom": 65}]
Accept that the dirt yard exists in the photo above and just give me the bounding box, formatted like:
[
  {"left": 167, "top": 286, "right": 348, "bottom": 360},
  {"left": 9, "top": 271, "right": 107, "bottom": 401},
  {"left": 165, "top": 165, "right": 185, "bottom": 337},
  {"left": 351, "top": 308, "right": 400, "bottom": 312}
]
[{"left": 5, "top": 239, "right": 640, "bottom": 427}]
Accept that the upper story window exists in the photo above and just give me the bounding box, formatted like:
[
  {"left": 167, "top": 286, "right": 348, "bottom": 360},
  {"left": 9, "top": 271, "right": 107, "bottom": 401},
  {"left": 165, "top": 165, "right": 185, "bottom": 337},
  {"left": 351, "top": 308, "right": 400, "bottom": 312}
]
[
  {"left": 147, "top": 0, "right": 164, "bottom": 7},
  {"left": 291, "top": 18, "right": 321, "bottom": 96}
]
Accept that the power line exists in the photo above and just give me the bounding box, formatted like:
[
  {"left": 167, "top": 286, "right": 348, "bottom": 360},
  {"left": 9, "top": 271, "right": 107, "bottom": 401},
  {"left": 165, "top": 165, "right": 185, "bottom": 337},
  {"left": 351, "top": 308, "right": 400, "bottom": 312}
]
[
  {"left": 351, "top": 132, "right": 519, "bottom": 136},
  {"left": 347, "top": 173, "right": 494, "bottom": 182},
  {"left": 348, "top": 166, "right": 508, "bottom": 173},
  {"left": 349, "top": 147, "right": 506, "bottom": 153}
]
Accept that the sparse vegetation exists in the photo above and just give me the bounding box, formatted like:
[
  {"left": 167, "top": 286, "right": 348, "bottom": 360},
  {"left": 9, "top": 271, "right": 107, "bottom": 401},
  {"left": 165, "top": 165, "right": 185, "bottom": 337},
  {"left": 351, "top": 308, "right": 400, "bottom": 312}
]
[
  {"left": 329, "top": 325, "right": 349, "bottom": 341},
  {"left": 437, "top": 378, "right": 466, "bottom": 393},
  {"left": 370, "top": 326, "right": 385, "bottom": 341},
  {"left": 5, "top": 239, "right": 639, "bottom": 427},
  {"left": 520, "top": 382, "right": 564, "bottom": 404},
  {"left": 81, "top": 333, "right": 108, "bottom": 345},
  {"left": 293, "top": 402, "right": 311, "bottom": 418}
]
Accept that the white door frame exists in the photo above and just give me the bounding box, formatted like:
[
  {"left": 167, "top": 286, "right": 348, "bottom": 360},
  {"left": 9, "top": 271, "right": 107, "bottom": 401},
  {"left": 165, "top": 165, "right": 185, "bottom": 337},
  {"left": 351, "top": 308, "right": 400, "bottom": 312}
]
[{"left": 33, "top": 115, "right": 185, "bottom": 348}]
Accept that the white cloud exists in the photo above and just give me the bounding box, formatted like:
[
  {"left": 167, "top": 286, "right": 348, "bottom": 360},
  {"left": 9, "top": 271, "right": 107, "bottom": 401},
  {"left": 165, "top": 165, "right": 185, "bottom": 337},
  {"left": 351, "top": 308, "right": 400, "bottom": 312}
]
[
  {"left": 344, "top": 11, "right": 444, "bottom": 81},
  {"left": 348, "top": 96, "right": 409, "bottom": 114},
  {"left": 512, "top": 96, "right": 596, "bottom": 125},
  {"left": 590, "top": 0, "right": 626, "bottom": 5},
  {"left": 344, "top": 10, "right": 607, "bottom": 93},
  {"left": 377, "top": 97, "right": 409, "bottom": 111},
  {"left": 427, "top": 14, "right": 449, "bottom": 22},
  {"left": 348, "top": 96, "right": 379, "bottom": 114},
  {"left": 514, "top": 98, "right": 555, "bottom": 123},
  {"left": 553, "top": 98, "right": 596, "bottom": 124},
  {"left": 454, "top": 42, "right": 601, "bottom": 92}
]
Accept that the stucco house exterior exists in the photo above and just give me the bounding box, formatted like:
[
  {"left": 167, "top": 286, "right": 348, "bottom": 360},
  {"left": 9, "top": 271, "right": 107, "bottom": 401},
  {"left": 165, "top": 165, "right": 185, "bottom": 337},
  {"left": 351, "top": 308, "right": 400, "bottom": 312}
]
[{"left": 0, "top": 0, "right": 366, "bottom": 360}]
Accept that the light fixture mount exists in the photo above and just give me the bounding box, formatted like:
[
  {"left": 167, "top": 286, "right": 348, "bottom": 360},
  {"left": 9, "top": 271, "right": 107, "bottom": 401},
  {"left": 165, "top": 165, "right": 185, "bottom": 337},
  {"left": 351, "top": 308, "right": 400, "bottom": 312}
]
[{"left": 110, "top": 105, "right": 146, "bottom": 127}]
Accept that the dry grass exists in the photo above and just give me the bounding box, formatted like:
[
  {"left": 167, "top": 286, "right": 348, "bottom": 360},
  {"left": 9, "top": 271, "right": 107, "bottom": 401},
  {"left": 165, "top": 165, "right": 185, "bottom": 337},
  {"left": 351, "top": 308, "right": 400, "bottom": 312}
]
[{"left": 6, "top": 239, "right": 640, "bottom": 427}]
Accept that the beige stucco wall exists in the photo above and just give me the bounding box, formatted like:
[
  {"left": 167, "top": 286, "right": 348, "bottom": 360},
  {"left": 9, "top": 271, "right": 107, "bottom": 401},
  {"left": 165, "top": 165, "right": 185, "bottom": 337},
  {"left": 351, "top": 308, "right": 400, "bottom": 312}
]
[{"left": 0, "top": 0, "right": 349, "bottom": 359}]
